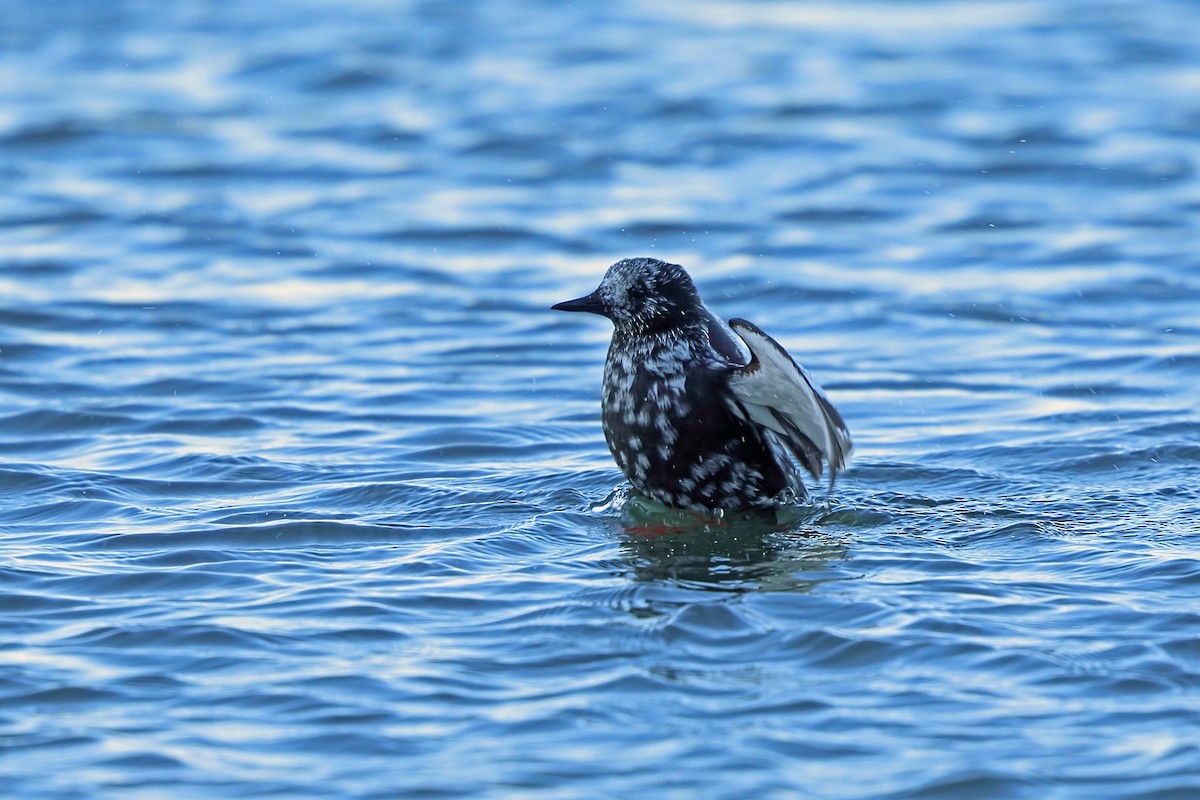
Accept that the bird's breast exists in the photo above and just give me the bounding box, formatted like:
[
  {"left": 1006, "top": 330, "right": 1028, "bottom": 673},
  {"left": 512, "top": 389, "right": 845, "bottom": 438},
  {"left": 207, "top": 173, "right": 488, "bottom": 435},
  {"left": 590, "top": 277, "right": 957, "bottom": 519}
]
[
  {"left": 600, "top": 334, "right": 700, "bottom": 482},
  {"left": 596, "top": 331, "right": 793, "bottom": 510}
]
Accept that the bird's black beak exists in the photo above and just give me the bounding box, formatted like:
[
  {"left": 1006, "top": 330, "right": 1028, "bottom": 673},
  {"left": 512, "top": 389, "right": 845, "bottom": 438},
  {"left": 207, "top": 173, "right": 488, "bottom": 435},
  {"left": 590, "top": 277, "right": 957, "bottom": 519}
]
[{"left": 551, "top": 291, "right": 606, "bottom": 315}]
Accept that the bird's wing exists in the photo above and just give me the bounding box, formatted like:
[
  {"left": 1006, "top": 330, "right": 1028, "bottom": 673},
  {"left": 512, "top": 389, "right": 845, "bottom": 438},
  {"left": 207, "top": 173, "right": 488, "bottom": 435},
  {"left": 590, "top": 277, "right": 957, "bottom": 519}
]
[
  {"left": 724, "top": 318, "right": 852, "bottom": 486},
  {"left": 702, "top": 306, "right": 750, "bottom": 365}
]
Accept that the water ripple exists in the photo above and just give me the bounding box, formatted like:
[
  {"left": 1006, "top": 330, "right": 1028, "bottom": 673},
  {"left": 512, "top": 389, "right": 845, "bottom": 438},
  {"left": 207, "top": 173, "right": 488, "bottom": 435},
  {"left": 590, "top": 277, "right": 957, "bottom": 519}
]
[{"left": 2, "top": 0, "right": 1199, "bottom": 797}]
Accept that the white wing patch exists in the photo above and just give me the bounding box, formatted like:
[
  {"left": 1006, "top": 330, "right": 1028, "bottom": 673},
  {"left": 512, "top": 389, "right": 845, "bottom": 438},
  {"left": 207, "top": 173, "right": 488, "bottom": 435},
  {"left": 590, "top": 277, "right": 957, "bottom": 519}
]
[{"left": 726, "top": 318, "right": 852, "bottom": 487}]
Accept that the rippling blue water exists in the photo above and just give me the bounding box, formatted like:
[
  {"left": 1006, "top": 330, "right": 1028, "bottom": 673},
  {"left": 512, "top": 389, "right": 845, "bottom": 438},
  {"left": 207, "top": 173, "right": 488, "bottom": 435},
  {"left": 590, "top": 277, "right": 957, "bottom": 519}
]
[{"left": 3, "top": 1, "right": 1200, "bottom": 797}]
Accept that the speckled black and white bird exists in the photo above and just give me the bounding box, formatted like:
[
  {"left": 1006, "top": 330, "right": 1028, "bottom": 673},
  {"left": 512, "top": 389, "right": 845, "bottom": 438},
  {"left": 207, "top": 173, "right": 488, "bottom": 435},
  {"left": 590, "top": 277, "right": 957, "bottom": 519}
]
[{"left": 553, "top": 257, "right": 852, "bottom": 512}]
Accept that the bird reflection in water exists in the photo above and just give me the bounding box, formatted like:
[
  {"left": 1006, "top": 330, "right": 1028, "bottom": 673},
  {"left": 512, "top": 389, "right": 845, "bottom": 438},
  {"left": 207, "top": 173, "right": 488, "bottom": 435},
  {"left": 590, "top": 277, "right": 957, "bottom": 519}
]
[{"left": 609, "top": 493, "right": 849, "bottom": 593}]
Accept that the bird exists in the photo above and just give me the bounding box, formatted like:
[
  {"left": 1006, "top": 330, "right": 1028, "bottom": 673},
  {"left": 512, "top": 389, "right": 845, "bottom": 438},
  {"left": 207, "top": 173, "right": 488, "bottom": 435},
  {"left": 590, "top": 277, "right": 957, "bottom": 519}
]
[{"left": 552, "top": 257, "right": 852, "bottom": 512}]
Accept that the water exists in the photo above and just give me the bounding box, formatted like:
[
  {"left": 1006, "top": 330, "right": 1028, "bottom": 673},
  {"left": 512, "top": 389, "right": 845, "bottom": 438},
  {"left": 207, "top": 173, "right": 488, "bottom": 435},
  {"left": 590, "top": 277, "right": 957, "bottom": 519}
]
[{"left": 2, "top": 0, "right": 1199, "bottom": 796}]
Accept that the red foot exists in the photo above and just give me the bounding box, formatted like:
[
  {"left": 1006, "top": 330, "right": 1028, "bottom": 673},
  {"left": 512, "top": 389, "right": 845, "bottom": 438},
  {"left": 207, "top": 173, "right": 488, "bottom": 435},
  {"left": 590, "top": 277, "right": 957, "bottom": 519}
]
[{"left": 626, "top": 523, "right": 684, "bottom": 538}]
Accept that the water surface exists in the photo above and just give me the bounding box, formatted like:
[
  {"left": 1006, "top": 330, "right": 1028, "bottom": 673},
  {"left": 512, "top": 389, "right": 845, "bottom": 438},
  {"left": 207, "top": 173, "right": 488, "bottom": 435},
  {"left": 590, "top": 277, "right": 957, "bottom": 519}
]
[{"left": 2, "top": 1, "right": 1200, "bottom": 797}]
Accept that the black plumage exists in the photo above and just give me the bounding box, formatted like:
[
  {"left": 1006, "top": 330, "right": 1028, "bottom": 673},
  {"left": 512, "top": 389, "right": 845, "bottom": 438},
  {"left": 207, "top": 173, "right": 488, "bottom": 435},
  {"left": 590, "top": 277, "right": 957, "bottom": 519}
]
[{"left": 553, "top": 257, "right": 852, "bottom": 512}]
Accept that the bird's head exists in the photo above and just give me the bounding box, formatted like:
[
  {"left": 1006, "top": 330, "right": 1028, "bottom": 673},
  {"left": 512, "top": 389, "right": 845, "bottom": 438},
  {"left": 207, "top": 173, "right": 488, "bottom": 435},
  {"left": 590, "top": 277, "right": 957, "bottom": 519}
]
[{"left": 552, "top": 257, "right": 702, "bottom": 334}]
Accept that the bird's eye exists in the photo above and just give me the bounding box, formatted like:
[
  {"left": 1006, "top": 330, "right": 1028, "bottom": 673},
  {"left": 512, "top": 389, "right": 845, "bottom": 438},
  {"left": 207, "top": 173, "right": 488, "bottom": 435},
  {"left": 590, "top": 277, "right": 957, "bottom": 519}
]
[{"left": 626, "top": 280, "right": 650, "bottom": 303}]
